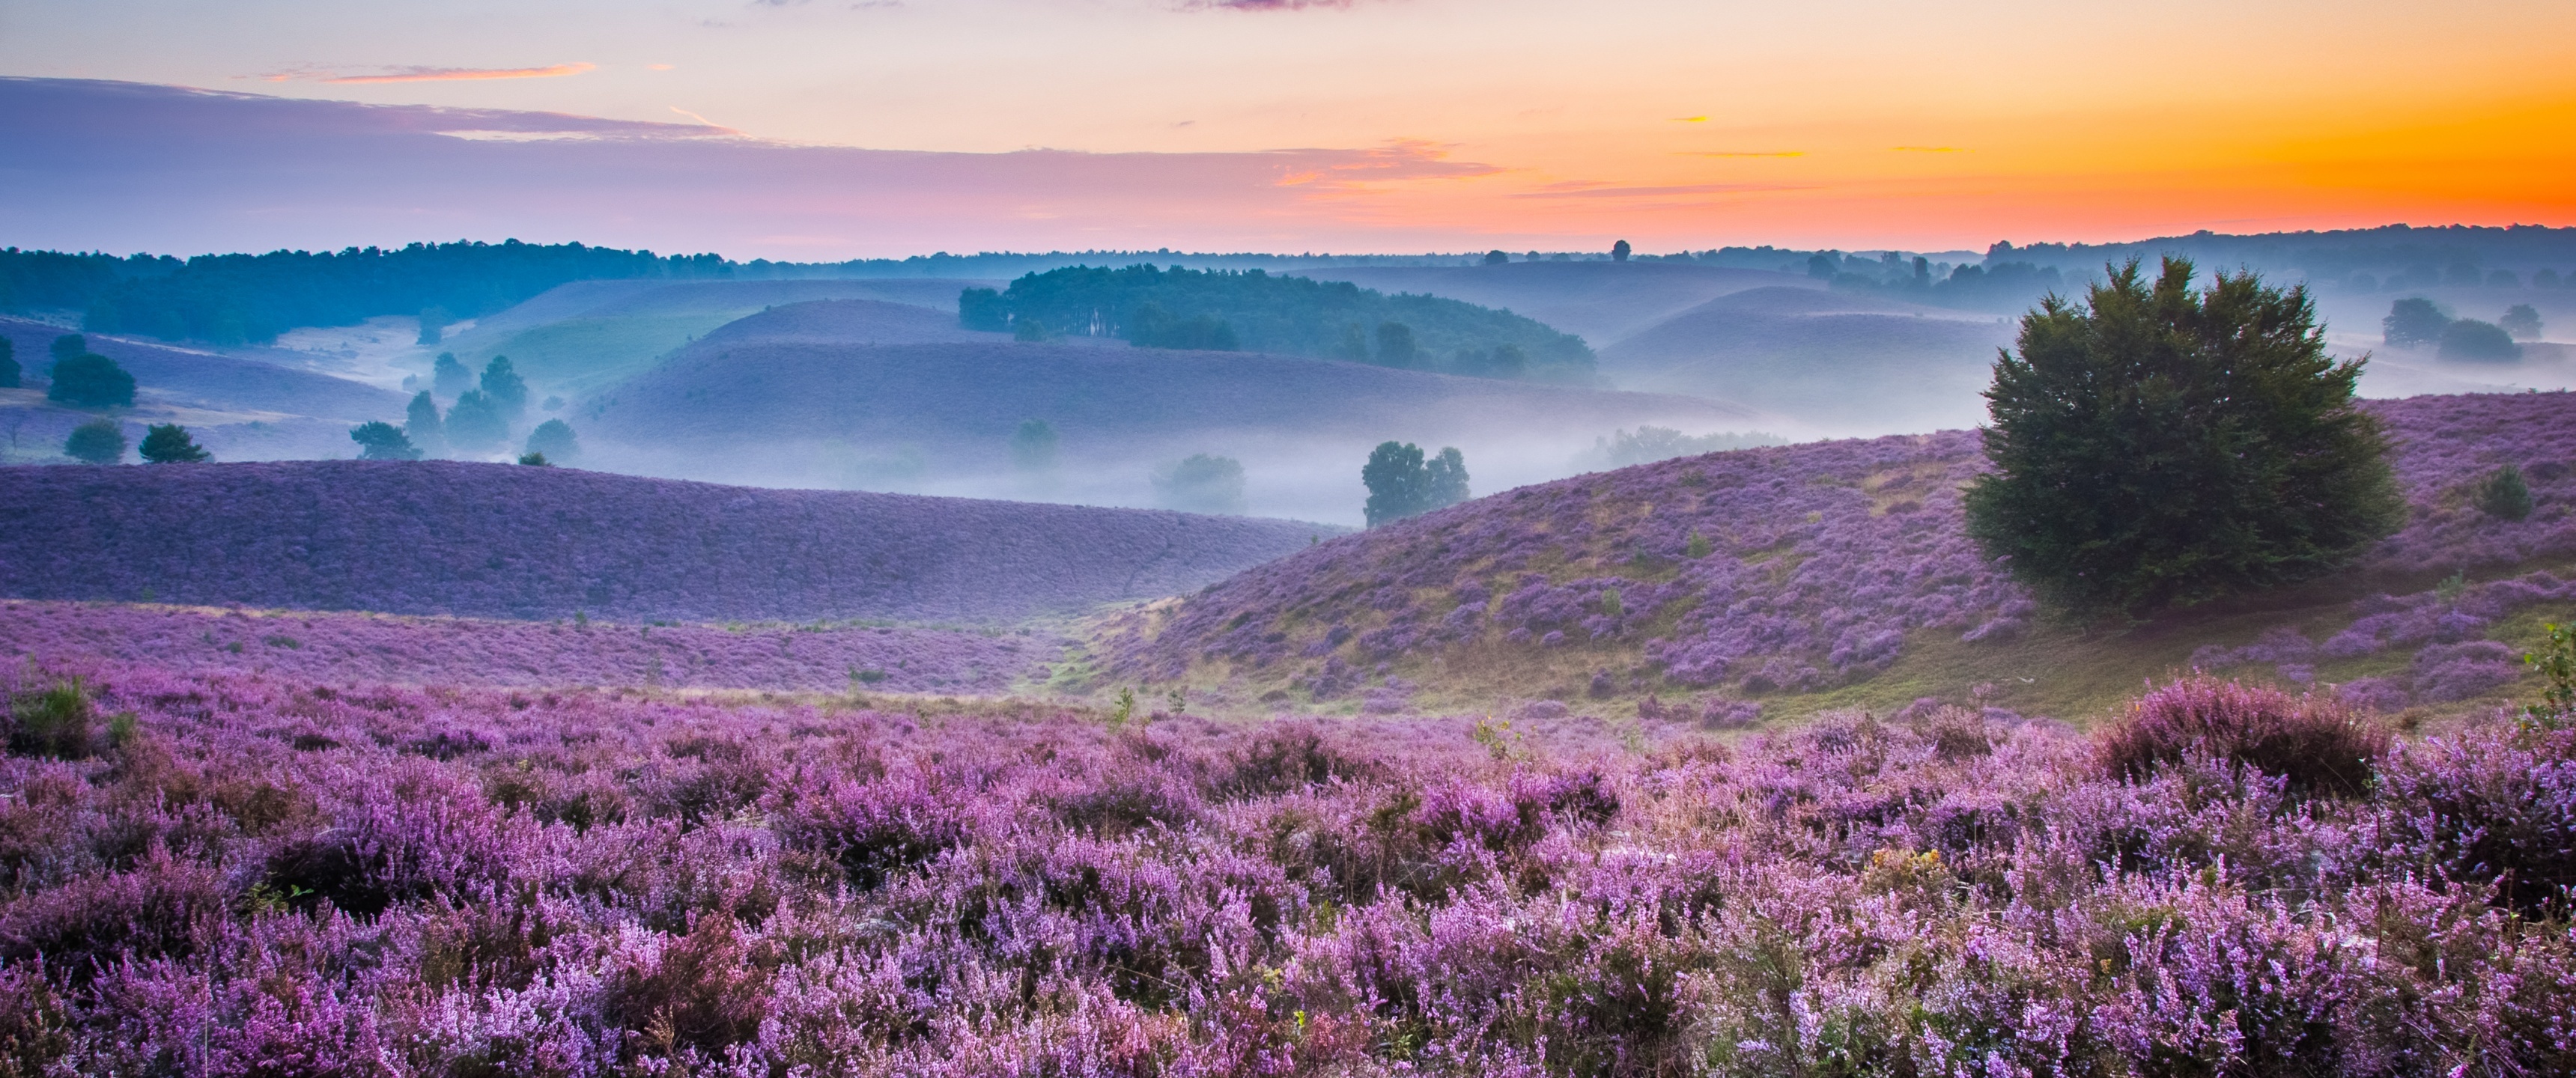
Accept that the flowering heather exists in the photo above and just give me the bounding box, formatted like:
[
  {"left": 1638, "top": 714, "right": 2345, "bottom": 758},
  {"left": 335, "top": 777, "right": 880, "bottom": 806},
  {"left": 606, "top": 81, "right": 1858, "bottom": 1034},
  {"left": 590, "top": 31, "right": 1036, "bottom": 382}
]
[
  {"left": 0, "top": 601, "right": 1055, "bottom": 695},
  {"left": 0, "top": 660, "right": 2568, "bottom": 1074},
  {"left": 0, "top": 460, "right": 1321, "bottom": 623},
  {"left": 1109, "top": 392, "right": 2576, "bottom": 710}
]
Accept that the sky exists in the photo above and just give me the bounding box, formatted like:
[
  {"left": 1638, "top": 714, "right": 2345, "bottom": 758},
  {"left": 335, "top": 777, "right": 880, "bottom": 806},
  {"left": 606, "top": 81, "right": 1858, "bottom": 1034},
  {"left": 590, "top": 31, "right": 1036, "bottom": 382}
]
[{"left": 3, "top": 0, "right": 2573, "bottom": 258}]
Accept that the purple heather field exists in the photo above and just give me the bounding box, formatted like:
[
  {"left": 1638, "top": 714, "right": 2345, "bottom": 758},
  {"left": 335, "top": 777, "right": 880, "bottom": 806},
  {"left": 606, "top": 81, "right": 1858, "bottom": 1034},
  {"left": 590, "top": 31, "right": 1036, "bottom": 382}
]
[
  {"left": 1111, "top": 392, "right": 2576, "bottom": 713},
  {"left": 0, "top": 660, "right": 2562, "bottom": 1074},
  {"left": 0, "top": 602, "right": 1055, "bottom": 695},
  {"left": 0, "top": 460, "right": 1325, "bottom": 624}
]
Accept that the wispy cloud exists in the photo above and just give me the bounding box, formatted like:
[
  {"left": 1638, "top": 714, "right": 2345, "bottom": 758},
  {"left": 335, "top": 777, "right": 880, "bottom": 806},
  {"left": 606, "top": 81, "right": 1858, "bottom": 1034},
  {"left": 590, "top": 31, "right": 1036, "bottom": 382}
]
[
  {"left": 263, "top": 63, "right": 597, "bottom": 85},
  {"left": 1892, "top": 145, "right": 1966, "bottom": 153},
  {"left": 1677, "top": 150, "right": 1803, "bottom": 157},
  {"left": 1513, "top": 181, "right": 1799, "bottom": 199}
]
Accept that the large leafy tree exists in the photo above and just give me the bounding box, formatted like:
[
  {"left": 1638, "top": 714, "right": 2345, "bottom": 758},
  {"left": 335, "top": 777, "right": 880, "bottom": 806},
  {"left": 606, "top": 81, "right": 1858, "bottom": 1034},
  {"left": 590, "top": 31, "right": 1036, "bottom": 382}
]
[
  {"left": 1361, "top": 442, "right": 1471, "bottom": 526},
  {"left": 138, "top": 424, "right": 211, "bottom": 463},
  {"left": 46, "top": 352, "right": 136, "bottom": 409},
  {"left": 1964, "top": 258, "right": 2402, "bottom": 614}
]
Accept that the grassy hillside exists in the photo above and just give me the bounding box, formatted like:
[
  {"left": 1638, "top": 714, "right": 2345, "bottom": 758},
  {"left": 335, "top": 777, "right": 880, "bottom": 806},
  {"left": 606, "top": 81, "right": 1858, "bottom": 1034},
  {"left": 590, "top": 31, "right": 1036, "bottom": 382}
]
[
  {"left": 0, "top": 316, "right": 410, "bottom": 463},
  {"left": 1099, "top": 392, "right": 2576, "bottom": 726},
  {"left": 0, "top": 460, "right": 1328, "bottom": 624}
]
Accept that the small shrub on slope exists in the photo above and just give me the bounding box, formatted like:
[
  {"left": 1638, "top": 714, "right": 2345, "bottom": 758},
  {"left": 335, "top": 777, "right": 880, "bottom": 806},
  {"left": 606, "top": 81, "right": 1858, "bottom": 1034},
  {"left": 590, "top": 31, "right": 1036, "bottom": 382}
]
[
  {"left": 2477, "top": 463, "right": 2536, "bottom": 520},
  {"left": 136, "top": 424, "right": 209, "bottom": 464},
  {"left": 2097, "top": 674, "right": 2388, "bottom": 796}
]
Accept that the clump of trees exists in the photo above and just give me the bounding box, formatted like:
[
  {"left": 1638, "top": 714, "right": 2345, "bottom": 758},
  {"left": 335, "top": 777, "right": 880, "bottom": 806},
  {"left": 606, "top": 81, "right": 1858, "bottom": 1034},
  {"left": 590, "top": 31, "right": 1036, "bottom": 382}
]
[
  {"left": 1153, "top": 454, "right": 1248, "bottom": 516},
  {"left": 45, "top": 335, "right": 135, "bottom": 409},
  {"left": 1362, "top": 442, "right": 1470, "bottom": 526},
  {"left": 139, "top": 424, "right": 210, "bottom": 463},
  {"left": 350, "top": 421, "right": 422, "bottom": 460},
  {"left": 959, "top": 264, "right": 1594, "bottom": 381},
  {"left": 404, "top": 392, "right": 446, "bottom": 456},
  {"left": 1965, "top": 258, "right": 2402, "bottom": 613},
  {"left": 2438, "top": 319, "right": 2522, "bottom": 362},
  {"left": 64, "top": 420, "right": 125, "bottom": 464},
  {"left": 2383, "top": 297, "right": 2451, "bottom": 347},
  {"left": 2500, "top": 304, "right": 2544, "bottom": 341},
  {"left": 524, "top": 419, "right": 580, "bottom": 465}
]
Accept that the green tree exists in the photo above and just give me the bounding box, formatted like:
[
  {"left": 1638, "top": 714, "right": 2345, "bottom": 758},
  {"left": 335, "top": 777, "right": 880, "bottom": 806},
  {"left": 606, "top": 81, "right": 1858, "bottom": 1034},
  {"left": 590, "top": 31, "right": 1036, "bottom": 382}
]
[
  {"left": 524, "top": 418, "right": 579, "bottom": 464},
  {"left": 404, "top": 391, "right": 445, "bottom": 456},
  {"left": 350, "top": 421, "right": 422, "bottom": 460},
  {"left": 46, "top": 353, "right": 136, "bottom": 408},
  {"left": 2437, "top": 319, "right": 2521, "bottom": 362},
  {"left": 2383, "top": 297, "right": 2449, "bottom": 347},
  {"left": 444, "top": 391, "right": 508, "bottom": 451},
  {"left": 1153, "top": 454, "right": 1248, "bottom": 515},
  {"left": 1361, "top": 442, "right": 1471, "bottom": 526},
  {"left": 2476, "top": 463, "right": 2535, "bottom": 521},
  {"left": 1013, "top": 317, "right": 1050, "bottom": 342},
  {"left": 416, "top": 305, "right": 453, "bottom": 346},
  {"left": 1483, "top": 250, "right": 1510, "bottom": 266},
  {"left": 480, "top": 355, "right": 529, "bottom": 421},
  {"left": 138, "top": 424, "right": 210, "bottom": 463},
  {"left": 432, "top": 353, "right": 473, "bottom": 398},
  {"left": 1333, "top": 323, "right": 1372, "bottom": 362},
  {"left": 0, "top": 336, "right": 16, "bottom": 389},
  {"left": 1963, "top": 258, "right": 2402, "bottom": 614},
  {"left": 1426, "top": 446, "right": 1470, "bottom": 511},
  {"left": 1011, "top": 418, "right": 1058, "bottom": 472},
  {"left": 517, "top": 451, "right": 552, "bottom": 466},
  {"left": 63, "top": 420, "right": 126, "bottom": 464},
  {"left": 2500, "top": 304, "right": 2544, "bottom": 341},
  {"left": 958, "top": 287, "right": 1009, "bottom": 332},
  {"left": 1611, "top": 240, "right": 1632, "bottom": 264},
  {"left": 1373, "top": 323, "right": 1418, "bottom": 368}
]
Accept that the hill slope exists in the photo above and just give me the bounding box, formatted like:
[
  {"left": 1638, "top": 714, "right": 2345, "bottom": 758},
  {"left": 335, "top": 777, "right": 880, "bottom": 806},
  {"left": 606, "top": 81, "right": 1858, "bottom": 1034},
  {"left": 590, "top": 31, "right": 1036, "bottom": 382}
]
[
  {"left": 0, "top": 460, "right": 1330, "bottom": 623},
  {"left": 582, "top": 338, "right": 1766, "bottom": 523},
  {"left": 1104, "top": 392, "right": 2576, "bottom": 722},
  {"left": 1598, "top": 287, "right": 2016, "bottom": 436},
  {"left": 1297, "top": 262, "right": 1816, "bottom": 347}
]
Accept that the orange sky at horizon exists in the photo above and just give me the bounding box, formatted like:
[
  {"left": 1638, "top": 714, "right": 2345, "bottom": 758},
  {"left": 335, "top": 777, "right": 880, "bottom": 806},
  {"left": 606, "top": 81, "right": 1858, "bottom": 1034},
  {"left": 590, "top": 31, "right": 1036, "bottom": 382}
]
[{"left": 5, "top": 0, "right": 2572, "bottom": 254}]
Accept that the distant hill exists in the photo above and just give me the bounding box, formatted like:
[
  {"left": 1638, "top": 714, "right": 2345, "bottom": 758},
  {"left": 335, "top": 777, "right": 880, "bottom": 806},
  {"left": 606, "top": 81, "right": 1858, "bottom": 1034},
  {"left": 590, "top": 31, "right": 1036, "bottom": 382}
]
[
  {"left": 580, "top": 335, "right": 1764, "bottom": 520},
  {"left": 439, "top": 278, "right": 1004, "bottom": 397},
  {"left": 1102, "top": 392, "right": 2576, "bottom": 723},
  {"left": 0, "top": 316, "right": 410, "bottom": 463},
  {"left": 1597, "top": 287, "right": 2015, "bottom": 436},
  {"left": 1296, "top": 262, "right": 1816, "bottom": 347},
  {"left": 0, "top": 460, "right": 1334, "bottom": 623}
]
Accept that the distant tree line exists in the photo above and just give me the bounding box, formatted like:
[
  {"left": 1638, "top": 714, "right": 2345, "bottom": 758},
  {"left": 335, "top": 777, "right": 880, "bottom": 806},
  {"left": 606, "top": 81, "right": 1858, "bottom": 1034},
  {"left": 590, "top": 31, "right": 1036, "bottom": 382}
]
[
  {"left": 959, "top": 264, "right": 1596, "bottom": 381},
  {"left": 0, "top": 241, "right": 731, "bottom": 347}
]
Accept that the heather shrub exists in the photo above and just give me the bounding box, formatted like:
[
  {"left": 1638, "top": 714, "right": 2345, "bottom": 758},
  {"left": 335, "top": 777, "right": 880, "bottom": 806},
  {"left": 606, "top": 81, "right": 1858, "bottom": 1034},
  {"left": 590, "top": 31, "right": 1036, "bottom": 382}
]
[
  {"left": 4, "top": 680, "right": 97, "bottom": 760},
  {"left": 2097, "top": 676, "right": 2388, "bottom": 796},
  {"left": 1206, "top": 723, "right": 1377, "bottom": 799},
  {"left": 2377, "top": 725, "right": 2576, "bottom": 917}
]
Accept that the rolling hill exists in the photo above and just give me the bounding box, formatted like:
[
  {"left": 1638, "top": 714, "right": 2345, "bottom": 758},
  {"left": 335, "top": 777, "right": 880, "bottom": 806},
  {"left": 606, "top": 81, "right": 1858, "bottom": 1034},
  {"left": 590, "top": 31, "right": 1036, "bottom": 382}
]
[
  {"left": 1296, "top": 261, "right": 1817, "bottom": 347},
  {"left": 436, "top": 278, "right": 1003, "bottom": 396},
  {"left": 0, "top": 460, "right": 1333, "bottom": 623},
  {"left": 1101, "top": 392, "right": 2576, "bottom": 723},
  {"left": 1597, "top": 287, "right": 2016, "bottom": 436},
  {"left": 578, "top": 332, "right": 1769, "bottom": 521},
  {"left": 0, "top": 316, "right": 410, "bottom": 463}
]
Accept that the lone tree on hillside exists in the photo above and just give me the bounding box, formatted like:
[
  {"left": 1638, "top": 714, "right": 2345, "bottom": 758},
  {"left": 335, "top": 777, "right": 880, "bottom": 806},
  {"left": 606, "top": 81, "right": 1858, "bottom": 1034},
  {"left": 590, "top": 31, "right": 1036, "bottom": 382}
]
[
  {"left": 1963, "top": 258, "right": 2402, "bottom": 614},
  {"left": 1362, "top": 442, "right": 1470, "bottom": 526},
  {"left": 138, "top": 424, "right": 210, "bottom": 463},
  {"left": 2383, "top": 297, "right": 2449, "bottom": 347},
  {"left": 1011, "top": 418, "right": 1058, "bottom": 472},
  {"left": 1483, "top": 250, "right": 1510, "bottom": 266},
  {"left": 1153, "top": 454, "right": 1248, "bottom": 516},
  {"left": 524, "top": 418, "right": 580, "bottom": 465},
  {"left": 432, "top": 353, "right": 473, "bottom": 398},
  {"left": 46, "top": 351, "right": 136, "bottom": 409},
  {"left": 404, "top": 392, "right": 446, "bottom": 456},
  {"left": 350, "top": 421, "right": 423, "bottom": 460},
  {"left": 1611, "top": 240, "right": 1632, "bottom": 263},
  {"left": 480, "top": 356, "right": 529, "bottom": 422},
  {"left": 64, "top": 420, "right": 126, "bottom": 465}
]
